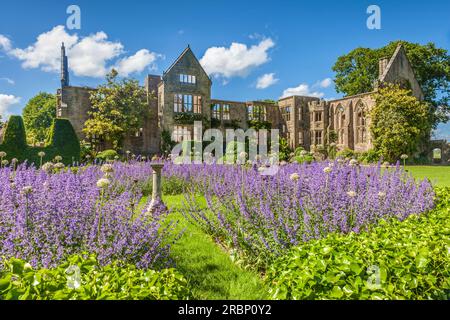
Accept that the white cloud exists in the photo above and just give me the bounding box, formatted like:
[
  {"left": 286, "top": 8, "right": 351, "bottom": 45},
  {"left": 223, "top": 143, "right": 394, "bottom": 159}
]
[
  {"left": 0, "top": 35, "right": 12, "bottom": 51},
  {"left": 0, "top": 78, "right": 15, "bottom": 85},
  {"left": 9, "top": 26, "right": 78, "bottom": 72},
  {"left": 256, "top": 73, "right": 278, "bottom": 89},
  {"left": 318, "top": 77, "right": 332, "bottom": 88},
  {"left": 281, "top": 83, "right": 324, "bottom": 99},
  {"left": 0, "top": 94, "right": 20, "bottom": 118},
  {"left": 115, "top": 49, "right": 158, "bottom": 77},
  {"left": 200, "top": 38, "right": 275, "bottom": 78},
  {"left": 5, "top": 25, "right": 160, "bottom": 78},
  {"left": 69, "top": 31, "right": 123, "bottom": 77}
]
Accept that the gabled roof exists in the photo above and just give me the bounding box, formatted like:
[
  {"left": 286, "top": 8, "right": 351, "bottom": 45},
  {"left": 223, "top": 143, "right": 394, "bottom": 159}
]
[{"left": 163, "top": 46, "right": 211, "bottom": 84}]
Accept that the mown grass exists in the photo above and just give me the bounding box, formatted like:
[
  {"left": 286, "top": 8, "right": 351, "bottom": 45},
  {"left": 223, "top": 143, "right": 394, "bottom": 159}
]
[
  {"left": 406, "top": 165, "right": 450, "bottom": 187},
  {"left": 140, "top": 194, "right": 269, "bottom": 300}
]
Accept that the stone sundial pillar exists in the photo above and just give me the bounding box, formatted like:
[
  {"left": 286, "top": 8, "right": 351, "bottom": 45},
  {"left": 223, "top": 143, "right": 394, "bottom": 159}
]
[{"left": 146, "top": 163, "right": 166, "bottom": 214}]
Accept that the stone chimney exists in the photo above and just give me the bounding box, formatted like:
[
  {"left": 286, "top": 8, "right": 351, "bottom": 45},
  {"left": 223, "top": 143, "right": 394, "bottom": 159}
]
[{"left": 379, "top": 57, "right": 389, "bottom": 79}]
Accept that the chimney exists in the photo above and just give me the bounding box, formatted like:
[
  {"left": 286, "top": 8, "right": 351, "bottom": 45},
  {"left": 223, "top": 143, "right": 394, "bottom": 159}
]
[{"left": 379, "top": 57, "right": 389, "bottom": 79}]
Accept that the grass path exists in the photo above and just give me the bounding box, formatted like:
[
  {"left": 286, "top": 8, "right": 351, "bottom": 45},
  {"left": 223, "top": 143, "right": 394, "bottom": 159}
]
[{"left": 141, "top": 195, "right": 269, "bottom": 300}]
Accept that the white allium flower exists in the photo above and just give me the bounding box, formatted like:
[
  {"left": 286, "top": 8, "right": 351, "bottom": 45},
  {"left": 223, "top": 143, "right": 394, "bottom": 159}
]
[
  {"left": 41, "top": 162, "right": 54, "bottom": 172},
  {"left": 38, "top": 151, "right": 45, "bottom": 158},
  {"left": 22, "top": 186, "right": 33, "bottom": 194},
  {"left": 337, "top": 158, "right": 344, "bottom": 164},
  {"left": 126, "top": 150, "right": 131, "bottom": 154},
  {"left": 54, "top": 162, "right": 65, "bottom": 169},
  {"left": 239, "top": 151, "right": 247, "bottom": 159},
  {"left": 300, "top": 150, "right": 308, "bottom": 156},
  {"left": 101, "top": 164, "right": 114, "bottom": 173},
  {"left": 114, "top": 155, "right": 119, "bottom": 160},
  {"left": 378, "top": 191, "right": 386, "bottom": 198},
  {"left": 96, "top": 178, "right": 111, "bottom": 188},
  {"left": 0, "top": 151, "right": 6, "bottom": 158},
  {"left": 347, "top": 191, "right": 357, "bottom": 198},
  {"left": 246, "top": 160, "right": 253, "bottom": 165},
  {"left": 349, "top": 159, "right": 358, "bottom": 166},
  {"left": 258, "top": 167, "right": 266, "bottom": 173},
  {"left": 382, "top": 161, "right": 390, "bottom": 168},
  {"left": 280, "top": 161, "right": 287, "bottom": 166},
  {"left": 85, "top": 155, "right": 91, "bottom": 159},
  {"left": 54, "top": 155, "right": 63, "bottom": 162},
  {"left": 11, "top": 158, "right": 18, "bottom": 163},
  {"left": 323, "top": 167, "right": 332, "bottom": 174},
  {"left": 400, "top": 154, "right": 408, "bottom": 160},
  {"left": 255, "top": 155, "right": 262, "bottom": 161},
  {"left": 24, "top": 263, "right": 33, "bottom": 270},
  {"left": 290, "top": 173, "right": 300, "bottom": 182},
  {"left": 2, "top": 160, "right": 9, "bottom": 166},
  {"left": 141, "top": 156, "right": 147, "bottom": 161},
  {"left": 329, "top": 142, "right": 337, "bottom": 147}
]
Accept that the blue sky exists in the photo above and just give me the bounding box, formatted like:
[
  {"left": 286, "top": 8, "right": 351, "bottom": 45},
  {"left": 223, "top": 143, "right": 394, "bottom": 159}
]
[{"left": 1, "top": 0, "right": 449, "bottom": 139}]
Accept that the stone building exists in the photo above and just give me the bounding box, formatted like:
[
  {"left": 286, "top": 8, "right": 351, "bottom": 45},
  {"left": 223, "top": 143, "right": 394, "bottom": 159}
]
[{"left": 56, "top": 43, "right": 425, "bottom": 156}]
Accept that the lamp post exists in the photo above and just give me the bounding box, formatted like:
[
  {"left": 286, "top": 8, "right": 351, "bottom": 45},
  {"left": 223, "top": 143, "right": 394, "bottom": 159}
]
[{"left": 146, "top": 162, "right": 166, "bottom": 214}]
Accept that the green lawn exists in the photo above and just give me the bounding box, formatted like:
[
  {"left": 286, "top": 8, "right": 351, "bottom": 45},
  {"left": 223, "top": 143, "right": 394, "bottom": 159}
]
[
  {"left": 141, "top": 194, "right": 269, "bottom": 300},
  {"left": 405, "top": 166, "right": 450, "bottom": 187}
]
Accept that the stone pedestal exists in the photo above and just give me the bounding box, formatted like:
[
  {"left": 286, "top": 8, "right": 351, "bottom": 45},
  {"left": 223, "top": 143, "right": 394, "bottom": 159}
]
[{"left": 146, "top": 163, "right": 167, "bottom": 214}]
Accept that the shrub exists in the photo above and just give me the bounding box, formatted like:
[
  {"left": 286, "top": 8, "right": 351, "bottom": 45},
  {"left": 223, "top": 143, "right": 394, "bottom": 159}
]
[
  {"left": 96, "top": 149, "right": 118, "bottom": 161},
  {"left": 266, "top": 187, "right": 450, "bottom": 300},
  {"left": 46, "top": 118, "right": 80, "bottom": 163},
  {"left": 358, "top": 149, "right": 382, "bottom": 164},
  {"left": 2, "top": 115, "right": 27, "bottom": 149},
  {"left": 0, "top": 254, "right": 190, "bottom": 300}
]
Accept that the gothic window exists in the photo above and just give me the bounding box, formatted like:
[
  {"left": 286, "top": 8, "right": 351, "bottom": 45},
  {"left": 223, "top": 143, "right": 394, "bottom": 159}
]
[
  {"left": 183, "top": 94, "right": 193, "bottom": 112},
  {"left": 298, "top": 131, "right": 303, "bottom": 144},
  {"left": 179, "top": 74, "right": 196, "bottom": 84},
  {"left": 356, "top": 103, "right": 367, "bottom": 144},
  {"left": 298, "top": 107, "right": 302, "bottom": 121},
  {"left": 223, "top": 104, "right": 230, "bottom": 120},
  {"left": 335, "top": 104, "right": 346, "bottom": 145},
  {"left": 212, "top": 104, "right": 221, "bottom": 119}
]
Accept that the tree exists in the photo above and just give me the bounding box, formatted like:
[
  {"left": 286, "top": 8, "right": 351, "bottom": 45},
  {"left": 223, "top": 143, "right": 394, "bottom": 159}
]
[
  {"left": 83, "top": 69, "right": 149, "bottom": 150},
  {"left": 22, "top": 92, "right": 56, "bottom": 144},
  {"left": 332, "top": 41, "right": 450, "bottom": 126},
  {"left": 370, "top": 84, "right": 431, "bottom": 163}
]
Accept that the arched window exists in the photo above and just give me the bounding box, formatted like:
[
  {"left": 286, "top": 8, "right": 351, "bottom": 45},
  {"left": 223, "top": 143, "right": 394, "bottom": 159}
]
[
  {"left": 335, "top": 104, "right": 345, "bottom": 145},
  {"left": 356, "top": 102, "right": 367, "bottom": 144}
]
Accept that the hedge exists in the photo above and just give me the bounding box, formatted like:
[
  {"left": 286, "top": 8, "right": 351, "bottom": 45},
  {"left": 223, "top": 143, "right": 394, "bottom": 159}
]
[{"left": 0, "top": 116, "right": 80, "bottom": 165}]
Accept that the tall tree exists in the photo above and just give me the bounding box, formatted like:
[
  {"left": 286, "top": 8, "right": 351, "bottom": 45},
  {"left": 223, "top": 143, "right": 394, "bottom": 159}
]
[
  {"left": 332, "top": 41, "right": 450, "bottom": 126},
  {"left": 370, "top": 84, "right": 431, "bottom": 163},
  {"left": 83, "top": 69, "right": 148, "bottom": 150},
  {"left": 22, "top": 92, "right": 56, "bottom": 144}
]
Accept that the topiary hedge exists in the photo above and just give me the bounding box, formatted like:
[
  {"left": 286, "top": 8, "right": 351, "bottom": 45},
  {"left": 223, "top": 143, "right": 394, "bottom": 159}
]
[{"left": 0, "top": 116, "right": 80, "bottom": 165}]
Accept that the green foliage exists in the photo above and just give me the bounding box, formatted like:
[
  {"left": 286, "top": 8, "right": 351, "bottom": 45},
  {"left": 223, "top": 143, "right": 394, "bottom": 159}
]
[
  {"left": 96, "top": 149, "right": 118, "bottom": 161},
  {"left": 83, "top": 69, "right": 149, "bottom": 149},
  {"left": 336, "top": 148, "right": 356, "bottom": 159},
  {"left": 22, "top": 92, "right": 56, "bottom": 144},
  {"left": 266, "top": 187, "right": 450, "bottom": 300},
  {"left": 210, "top": 118, "right": 221, "bottom": 128},
  {"left": 0, "top": 116, "right": 80, "bottom": 165},
  {"left": 371, "top": 84, "right": 431, "bottom": 163},
  {"left": 1, "top": 115, "right": 27, "bottom": 149},
  {"left": 46, "top": 119, "right": 80, "bottom": 163},
  {"left": 357, "top": 149, "right": 382, "bottom": 164},
  {"left": 161, "top": 130, "right": 176, "bottom": 156},
  {"left": 247, "top": 120, "right": 271, "bottom": 130},
  {"left": 173, "top": 112, "right": 206, "bottom": 125},
  {"left": 332, "top": 41, "right": 450, "bottom": 126},
  {"left": 0, "top": 253, "right": 190, "bottom": 300},
  {"left": 223, "top": 119, "right": 241, "bottom": 130},
  {"left": 293, "top": 147, "right": 314, "bottom": 164},
  {"left": 276, "top": 137, "right": 291, "bottom": 161}
]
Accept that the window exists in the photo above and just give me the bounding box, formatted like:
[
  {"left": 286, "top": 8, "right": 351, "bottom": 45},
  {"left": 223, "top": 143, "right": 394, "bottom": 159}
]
[
  {"left": 248, "top": 105, "right": 266, "bottom": 121},
  {"left": 314, "top": 131, "right": 323, "bottom": 145},
  {"left": 298, "top": 107, "right": 302, "bottom": 121},
  {"left": 135, "top": 127, "right": 143, "bottom": 137},
  {"left": 314, "top": 112, "right": 322, "bottom": 122},
  {"left": 172, "top": 126, "right": 190, "bottom": 142},
  {"left": 223, "top": 104, "right": 230, "bottom": 120},
  {"left": 298, "top": 131, "right": 303, "bottom": 144},
  {"left": 193, "top": 95, "right": 202, "bottom": 113},
  {"left": 183, "top": 94, "right": 192, "bottom": 112},
  {"left": 356, "top": 107, "right": 367, "bottom": 144},
  {"left": 212, "top": 104, "right": 221, "bottom": 119},
  {"left": 174, "top": 94, "right": 182, "bottom": 112},
  {"left": 282, "top": 106, "right": 291, "bottom": 121},
  {"left": 179, "top": 74, "right": 196, "bottom": 84}
]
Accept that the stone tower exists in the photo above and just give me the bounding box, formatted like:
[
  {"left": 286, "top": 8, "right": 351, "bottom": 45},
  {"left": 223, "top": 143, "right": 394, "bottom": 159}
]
[{"left": 60, "top": 42, "right": 69, "bottom": 88}]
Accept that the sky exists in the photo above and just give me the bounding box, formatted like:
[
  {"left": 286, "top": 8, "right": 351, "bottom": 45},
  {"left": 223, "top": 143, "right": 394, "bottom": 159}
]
[{"left": 0, "top": 0, "right": 449, "bottom": 139}]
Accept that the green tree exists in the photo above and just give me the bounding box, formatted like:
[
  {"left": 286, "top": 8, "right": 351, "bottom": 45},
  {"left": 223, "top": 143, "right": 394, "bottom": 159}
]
[
  {"left": 332, "top": 41, "right": 450, "bottom": 126},
  {"left": 370, "top": 84, "right": 431, "bottom": 163},
  {"left": 22, "top": 92, "right": 56, "bottom": 144},
  {"left": 83, "top": 69, "right": 149, "bottom": 150}
]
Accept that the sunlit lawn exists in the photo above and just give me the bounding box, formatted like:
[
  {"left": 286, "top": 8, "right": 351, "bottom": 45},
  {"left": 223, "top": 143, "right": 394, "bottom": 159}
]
[{"left": 405, "top": 166, "right": 450, "bottom": 187}]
